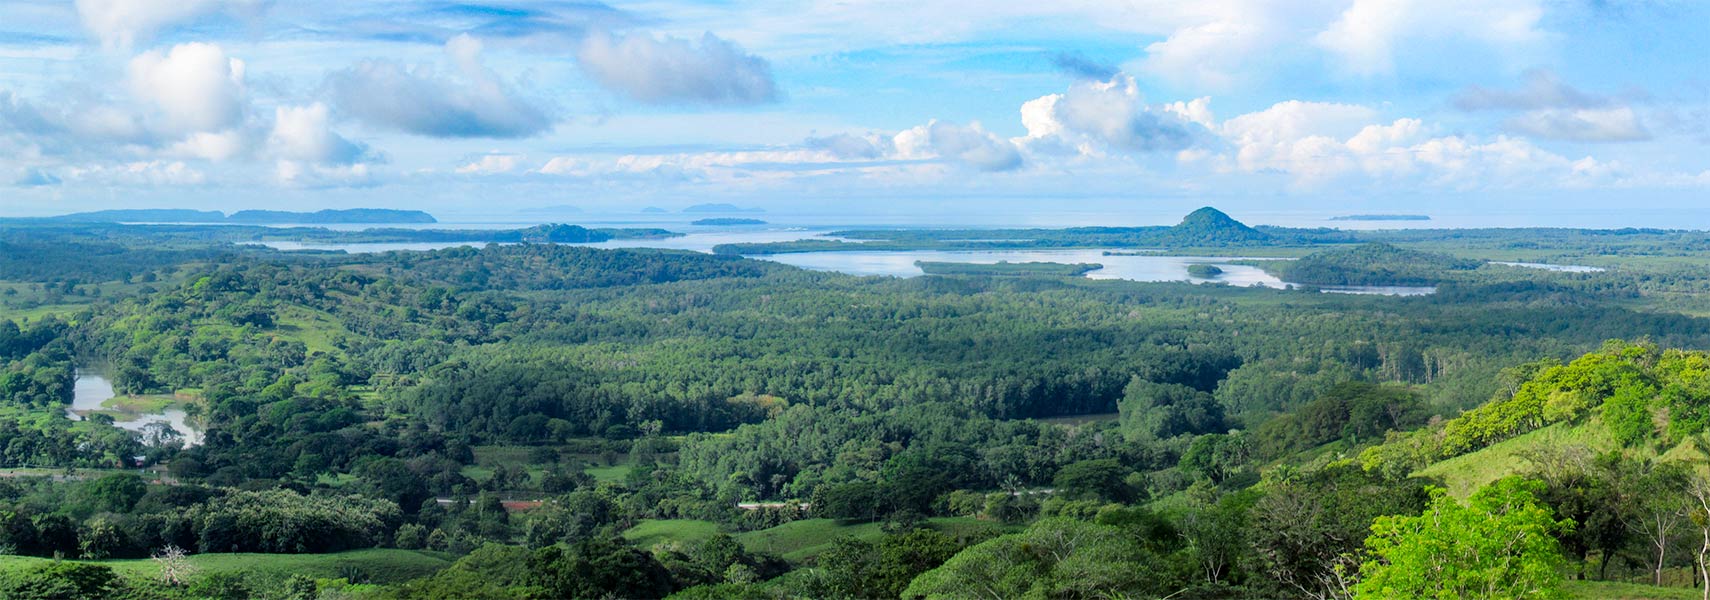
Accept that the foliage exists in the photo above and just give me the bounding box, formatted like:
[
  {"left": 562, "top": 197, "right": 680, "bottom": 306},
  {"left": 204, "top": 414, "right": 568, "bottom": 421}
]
[
  {"left": 902, "top": 517, "right": 1175, "bottom": 599},
  {"left": 186, "top": 489, "right": 402, "bottom": 554},
  {"left": 1267, "top": 242, "right": 1484, "bottom": 287},
  {"left": 1355, "top": 478, "right": 1571, "bottom": 599}
]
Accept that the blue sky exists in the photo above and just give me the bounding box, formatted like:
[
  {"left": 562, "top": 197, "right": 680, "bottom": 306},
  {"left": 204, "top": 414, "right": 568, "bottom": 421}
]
[{"left": 1, "top": 0, "right": 1707, "bottom": 218}]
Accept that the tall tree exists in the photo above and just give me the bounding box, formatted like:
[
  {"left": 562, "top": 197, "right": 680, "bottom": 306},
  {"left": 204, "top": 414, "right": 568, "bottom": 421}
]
[{"left": 1355, "top": 478, "right": 1571, "bottom": 600}]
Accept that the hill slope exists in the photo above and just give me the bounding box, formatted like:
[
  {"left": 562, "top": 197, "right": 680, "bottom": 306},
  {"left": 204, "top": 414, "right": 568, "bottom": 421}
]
[
  {"left": 1156, "top": 207, "right": 1271, "bottom": 245},
  {"left": 1360, "top": 342, "right": 1710, "bottom": 497}
]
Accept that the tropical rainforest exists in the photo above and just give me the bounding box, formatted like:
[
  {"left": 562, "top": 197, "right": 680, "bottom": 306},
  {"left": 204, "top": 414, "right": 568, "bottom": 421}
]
[{"left": 4, "top": 209, "right": 1710, "bottom": 599}]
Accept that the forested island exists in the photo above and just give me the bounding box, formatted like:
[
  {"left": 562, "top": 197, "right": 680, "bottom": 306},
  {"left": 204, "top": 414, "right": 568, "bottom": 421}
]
[
  {"left": 1186, "top": 264, "right": 1223, "bottom": 278},
  {"left": 914, "top": 260, "right": 1102, "bottom": 276},
  {"left": 6, "top": 216, "right": 1710, "bottom": 598},
  {"left": 1261, "top": 242, "right": 1484, "bottom": 286}
]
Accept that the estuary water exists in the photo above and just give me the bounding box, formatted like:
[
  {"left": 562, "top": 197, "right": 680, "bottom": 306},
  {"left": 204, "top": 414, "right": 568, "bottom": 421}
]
[
  {"left": 1494, "top": 262, "right": 1606, "bottom": 273},
  {"left": 761, "top": 249, "right": 1282, "bottom": 285},
  {"left": 252, "top": 231, "right": 1446, "bottom": 295}
]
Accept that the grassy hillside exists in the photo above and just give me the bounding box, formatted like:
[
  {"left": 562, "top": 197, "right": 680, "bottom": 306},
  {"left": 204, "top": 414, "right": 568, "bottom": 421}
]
[
  {"left": 622, "top": 517, "right": 1016, "bottom": 563},
  {"left": 1414, "top": 420, "right": 1616, "bottom": 498},
  {"left": 1564, "top": 581, "right": 1702, "bottom": 599},
  {"left": 1361, "top": 342, "right": 1710, "bottom": 497},
  {"left": 624, "top": 519, "right": 724, "bottom": 548},
  {"left": 739, "top": 517, "right": 1013, "bottom": 562}
]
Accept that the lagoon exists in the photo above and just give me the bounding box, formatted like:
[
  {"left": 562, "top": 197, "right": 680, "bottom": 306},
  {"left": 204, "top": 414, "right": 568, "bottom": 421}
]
[{"left": 66, "top": 373, "right": 203, "bottom": 446}]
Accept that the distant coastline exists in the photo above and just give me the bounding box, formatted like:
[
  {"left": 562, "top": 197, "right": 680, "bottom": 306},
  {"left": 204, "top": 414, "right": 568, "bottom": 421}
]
[
  {"left": 683, "top": 203, "right": 765, "bottom": 214},
  {"left": 43, "top": 208, "right": 438, "bottom": 224},
  {"left": 1329, "top": 214, "right": 1431, "bottom": 221},
  {"left": 692, "top": 218, "right": 768, "bottom": 226}
]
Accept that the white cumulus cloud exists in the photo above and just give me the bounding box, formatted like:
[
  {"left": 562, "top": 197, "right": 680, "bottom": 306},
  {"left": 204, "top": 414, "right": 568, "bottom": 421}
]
[
  {"left": 327, "top": 34, "right": 552, "bottom": 138},
  {"left": 1020, "top": 75, "right": 1210, "bottom": 155},
  {"left": 128, "top": 42, "right": 248, "bottom": 135},
  {"left": 576, "top": 30, "right": 778, "bottom": 105},
  {"left": 456, "top": 153, "right": 523, "bottom": 174},
  {"left": 894, "top": 121, "right": 1022, "bottom": 172},
  {"left": 268, "top": 103, "right": 370, "bottom": 165}
]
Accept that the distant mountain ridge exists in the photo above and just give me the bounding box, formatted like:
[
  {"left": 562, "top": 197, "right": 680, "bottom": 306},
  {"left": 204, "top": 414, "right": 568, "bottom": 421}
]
[
  {"left": 44, "top": 208, "right": 437, "bottom": 224},
  {"left": 44, "top": 209, "right": 226, "bottom": 223}
]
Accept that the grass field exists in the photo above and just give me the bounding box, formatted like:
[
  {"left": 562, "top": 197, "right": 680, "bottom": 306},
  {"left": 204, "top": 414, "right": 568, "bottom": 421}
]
[
  {"left": 0, "top": 302, "right": 91, "bottom": 322},
  {"left": 272, "top": 306, "right": 352, "bottom": 354},
  {"left": 623, "top": 519, "right": 725, "bottom": 549},
  {"left": 734, "top": 517, "right": 1014, "bottom": 562},
  {"left": 93, "top": 394, "right": 182, "bottom": 418},
  {"left": 619, "top": 516, "right": 1016, "bottom": 563},
  {"left": 585, "top": 463, "right": 634, "bottom": 482},
  {"left": 0, "top": 548, "right": 454, "bottom": 585},
  {"left": 465, "top": 444, "right": 637, "bottom": 487},
  {"left": 1564, "top": 581, "right": 1702, "bottom": 599}
]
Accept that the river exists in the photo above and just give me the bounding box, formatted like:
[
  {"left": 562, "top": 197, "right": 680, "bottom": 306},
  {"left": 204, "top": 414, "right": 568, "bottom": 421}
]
[{"left": 66, "top": 373, "right": 203, "bottom": 446}]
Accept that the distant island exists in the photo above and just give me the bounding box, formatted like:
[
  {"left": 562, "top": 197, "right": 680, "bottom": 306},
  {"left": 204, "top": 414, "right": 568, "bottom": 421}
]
[
  {"left": 1329, "top": 214, "right": 1431, "bottom": 221},
  {"left": 47, "top": 208, "right": 438, "bottom": 224},
  {"left": 1186, "top": 264, "right": 1224, "bottom": 278},
  {"left": 915, "top": 261, "right": 1102, "bottom": 277},
  {"left": 683, "top": 203, "right": 765, "bottom": 214},
  {"left": 1261, "top": 242, "right": 1481, "bottom": 286},
  {"left": 692, "top": 218, "right": 768, "bottom": 226}
]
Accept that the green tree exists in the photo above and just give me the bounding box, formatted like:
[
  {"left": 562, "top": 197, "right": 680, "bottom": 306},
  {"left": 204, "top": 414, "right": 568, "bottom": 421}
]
[
  {"left": 1249, "top": 463, "right": 1428, "bottom": 597},
  {"left": 527, "top": 539, "right": 675, "bottom": 600},
  {"left": 82, "top": 473, "right": 147, "bottom": 513},
  {"left": 904, "top": 518, "right": 1167, "bottom": 599},
  {"left": 1179, "top": 432, "right": 1250, "bottom": 484},
  {"left": 1355, "top": 477, "right": 1571, "bottom": 600},
  {"left": 1052, "top": 459, "right": 1137, "bottom": 503},
  {"left": 0, "top": 561, "right": 122, "bottom": 600},
  {"left": 817, "top": 528, "right": 962, "bottom": 598}
]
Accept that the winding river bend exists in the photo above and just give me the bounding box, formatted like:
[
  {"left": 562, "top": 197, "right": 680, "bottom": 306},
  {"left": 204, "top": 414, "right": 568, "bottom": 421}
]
[{"left": 66, "top": 372, "right": 204, "bottom": 446}]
